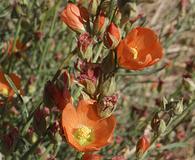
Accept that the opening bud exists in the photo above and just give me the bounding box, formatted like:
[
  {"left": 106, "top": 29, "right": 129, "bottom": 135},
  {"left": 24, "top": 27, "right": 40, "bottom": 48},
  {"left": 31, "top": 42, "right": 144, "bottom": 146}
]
[
  {"left": 173, "top": 99, "right": 184, "bottom": 115},
  {"left": 136, "top": 136, "right": 150, "bottom": 157},
  {"left": 97, "top": 94, "right": 118, "bottom": 118},
  {"left": 93, "top": 12, "right": 108, "bottom": 35},
  {"left": 104, "top": 22, "right": 121, "bottom": 49}
]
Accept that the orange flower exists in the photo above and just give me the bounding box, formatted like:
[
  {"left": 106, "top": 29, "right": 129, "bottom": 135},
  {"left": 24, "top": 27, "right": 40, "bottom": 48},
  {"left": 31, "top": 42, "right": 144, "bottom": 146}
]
[
  {"left": 117, "top": 27, "right": 163, "bottom": 70},
  {"left": 61, "top": 3, "right": 87, "bottom": 33},
  {"left": 83, "top": 153, "right": 102, "bottom": 160},
  {"left": 62, "top": 100, "right": 116, "bottom": 152},
  {"left": 2, "top": 39, "right": 27, "bottom": 56},
  {"left": 0, "top": 71, "right": 22, "bottom": 100},
  {"left": 104, "top": 23, "right": 121, "bottom": 49}
]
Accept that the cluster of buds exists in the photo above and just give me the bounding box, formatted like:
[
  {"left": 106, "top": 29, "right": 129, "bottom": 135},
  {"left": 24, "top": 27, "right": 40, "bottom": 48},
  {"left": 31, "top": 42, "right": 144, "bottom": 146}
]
[
  {"left": 151, "top": 98, "right": 184, "bottom": 136},
  {"left": 60, "top": 1, "right": 121, "bottom": 54},
  {"left": 162, "top": 97, "right": 184, "bottom": 116}
]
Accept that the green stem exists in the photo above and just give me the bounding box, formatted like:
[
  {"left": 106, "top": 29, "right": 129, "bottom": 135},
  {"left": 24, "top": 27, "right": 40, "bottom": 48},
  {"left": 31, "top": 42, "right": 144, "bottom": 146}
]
[
  {"left": 116, "top": 64, "right": 167, "bottom": 76},
  {"left": 38, "top": 0, "right": 61, "bottom": 72}
]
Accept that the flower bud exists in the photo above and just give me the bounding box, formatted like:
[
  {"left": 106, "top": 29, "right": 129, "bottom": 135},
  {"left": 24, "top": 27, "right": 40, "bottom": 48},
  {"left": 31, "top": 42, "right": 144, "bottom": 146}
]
[
  {"left": 77, "top": 32, "right": 94, "bottom": 60},
  {"left": 83, "top": 79, "right": 96, "bottom": 96},
  {"left": 97, "top": 94, "right": 118, "bottom": 118},
  {"left": 60, "top": 3, "right": 86, "bottom": 33},
  {"left": 43, "top": 71, "right": 72, "bottom": 111},
  {"left": 34, "top": 31, "right": 44, "bottom": 41},
  {"left": 93, "top": 12, "right": 108, "bottom": 35},
  {"left": 104, "top": 22, "right": 121, "bottom": 49},
  {"left": 118, "top": 1, "right": 138, "bottom": 24},
  {"left": 136, "top": 136, "right": 150, "bottom": 157},
  {"left": 173, "top": 99, "right": 184, "bottom": 115},
  {"left": 89, "top": 0, "right": 99, "bottom": 16},
  {"left": 151, "top": 113, "right": 160, "bottom": 132},
  {"left": 158, "top": 119, "right": 166, "bottom": 134},
  {"left": 100, "top": 76, "right": 116, "bottom": 97}
]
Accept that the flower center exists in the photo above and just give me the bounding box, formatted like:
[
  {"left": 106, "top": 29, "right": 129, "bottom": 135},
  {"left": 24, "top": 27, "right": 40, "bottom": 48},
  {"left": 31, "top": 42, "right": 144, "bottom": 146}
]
[
  {"left": 0, "top": 87, "right": 9, "bottom": 97},
  {"left": 129, "top": 47, "right": 138, "bottom": 59},
  {"left": 74, "top": 125, "right": 93, "bottom": 146}
]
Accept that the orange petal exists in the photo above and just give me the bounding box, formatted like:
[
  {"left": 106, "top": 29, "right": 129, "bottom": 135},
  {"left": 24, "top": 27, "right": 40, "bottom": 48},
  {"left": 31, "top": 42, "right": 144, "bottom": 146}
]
[
  {"left": 62, "top": 103, "right": 81, "bottom": 150},
  {"left": 77, "top": 100, "right": 100, "bottom": 127},
  {"left": 92, "top": 116, "right": 116, "bottom": 147}
]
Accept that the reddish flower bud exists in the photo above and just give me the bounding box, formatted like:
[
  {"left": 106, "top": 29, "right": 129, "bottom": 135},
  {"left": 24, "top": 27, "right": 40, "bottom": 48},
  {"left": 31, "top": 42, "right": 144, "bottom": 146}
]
[
  {"left": 94, "top": 12, "right": 108, "bottom": 35},
  {"left": 136, "top": 136, "right": 150, "bottom": 156},
  {"left": 34, "top": 31, "right": 44, "bottom": 41},
  {"left": 43, "top": 71, "right": 72, "bottom": 110},
  {"left": 97, "top": 94, "right": 118, "bottom": 118},
  {"left": 43, "top": 81, "right": 72, "bottom": 110},
  {"left": 156, "top": 143, "right": 162, "bottom": 148},
  {"left": 104, "top": 23, "right": 121, "bottom": 49},
  {"left": 2, "top": 127, "right": 19, "bottom": 154},
  {"left": 82, "top": 153, "right": 102, "bottom": 160},
  {"left": 77, "top": 61, "right": 100, "bottom": 84},
  {"left": 60, "top": 3, "right": 87, "bottom": 33},
  {"left": 78, "top": 32, "right": 94, "bottom": 60}
]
